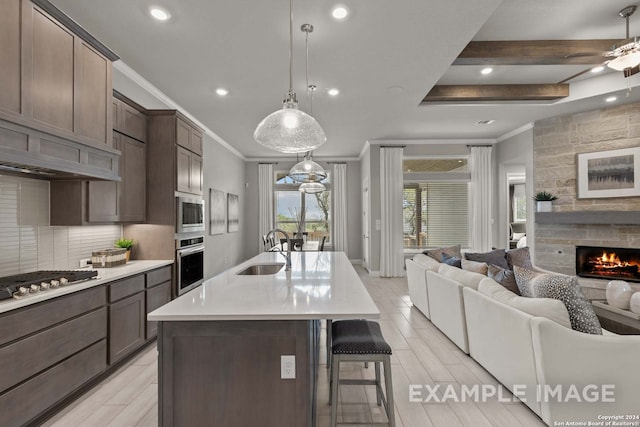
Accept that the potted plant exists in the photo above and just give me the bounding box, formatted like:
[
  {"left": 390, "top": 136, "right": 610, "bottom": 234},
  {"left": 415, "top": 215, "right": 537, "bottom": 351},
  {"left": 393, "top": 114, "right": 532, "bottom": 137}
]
[
  {"left": 115, "top": 238, "right": 134, "bottom": 262},
  {"left": 534, "top": 191, "right": 557, "bottom": 212}
]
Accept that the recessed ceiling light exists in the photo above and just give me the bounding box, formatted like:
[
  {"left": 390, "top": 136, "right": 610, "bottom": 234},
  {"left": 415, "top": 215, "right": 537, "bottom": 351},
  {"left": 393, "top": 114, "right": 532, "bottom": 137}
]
[
  {"left": 328, "top": 88, "right": 340, "bottom": 96},
  {"left": 150, "top": 7, "right": 171, "bottom": 21},
  {"left": 591, "top": 66, "right": 605, "bottom": 73},
  {"left": 477, "top": 119, "right": 495, "bottom": 125},
  {"left": 480, "top": 67, "right": 493, "bottom": 75},
  {"left": 605, "top": 96, "right": 617, "bottom": 103},
  {"left": 332, "top": 6, "right": 349, "bottom": 20},
  {"left": 216, "top": 88, "right": 229, "bottom": 96}
]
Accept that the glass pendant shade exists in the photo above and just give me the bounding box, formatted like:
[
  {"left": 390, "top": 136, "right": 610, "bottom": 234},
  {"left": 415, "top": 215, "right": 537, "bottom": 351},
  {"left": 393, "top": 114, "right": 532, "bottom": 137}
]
[
  {"left": 299, "top": 182, "right": 325, "bottom": 194},
  {"left": 254, "top": 101, "right": 326, "bottom": 153},
  {"left": 289, "top": 155, "right": 327, "bottom": 183}
]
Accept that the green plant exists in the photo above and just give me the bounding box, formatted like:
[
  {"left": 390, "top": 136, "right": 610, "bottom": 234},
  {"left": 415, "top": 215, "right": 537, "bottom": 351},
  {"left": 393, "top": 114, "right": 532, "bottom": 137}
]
[
  {"left": 533, "top": 191, "right": 558, "bottom": 201},
  {"left": 115, "top": 238, "right": 134, "bottom": 250}
]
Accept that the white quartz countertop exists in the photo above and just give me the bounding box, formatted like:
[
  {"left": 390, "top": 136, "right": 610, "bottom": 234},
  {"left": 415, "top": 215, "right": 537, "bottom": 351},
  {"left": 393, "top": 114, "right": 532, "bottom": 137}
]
[
  {"left": 148, "top": 251, "right": 380, "bottom": 321},
  {"left": 0, "top": 260, "right": 173, "bottom": 314}
]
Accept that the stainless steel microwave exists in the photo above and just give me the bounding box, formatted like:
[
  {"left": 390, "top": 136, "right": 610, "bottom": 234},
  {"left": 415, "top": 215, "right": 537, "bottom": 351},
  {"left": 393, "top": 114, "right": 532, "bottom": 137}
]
[{"left": 176, "top": 196, "right": 205, "bottom": 233}]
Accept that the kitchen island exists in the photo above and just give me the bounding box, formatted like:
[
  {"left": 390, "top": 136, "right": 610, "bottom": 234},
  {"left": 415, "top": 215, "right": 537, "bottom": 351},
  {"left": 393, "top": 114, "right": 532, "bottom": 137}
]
[{"left": 148, "top": 251, "right": 379, "bottom": 427}]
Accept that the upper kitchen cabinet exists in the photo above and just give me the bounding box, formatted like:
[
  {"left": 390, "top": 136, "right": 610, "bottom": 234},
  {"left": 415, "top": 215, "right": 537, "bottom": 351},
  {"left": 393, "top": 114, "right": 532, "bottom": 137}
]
[
  {"left": 0, "top": 0, "right": 117, "bottom": 149},
  {"left": 113, "top": 93, "right": 147, "bottom": 143},
  {"left": 146, "top": 111, "right": 204, "bottom": 226}
]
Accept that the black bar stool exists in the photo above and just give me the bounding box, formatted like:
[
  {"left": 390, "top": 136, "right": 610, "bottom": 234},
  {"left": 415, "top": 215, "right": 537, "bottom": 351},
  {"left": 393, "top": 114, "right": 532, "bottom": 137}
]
[{"left": 329, "top": 320, "right": 395, "bottom": 427}]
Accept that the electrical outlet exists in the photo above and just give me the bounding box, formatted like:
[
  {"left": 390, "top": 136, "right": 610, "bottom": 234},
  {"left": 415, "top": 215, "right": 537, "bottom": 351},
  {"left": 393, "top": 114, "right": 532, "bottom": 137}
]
[
  {"left": 281, "top": 355, "right": 295, "bottom": 379},
  {"left": 79, "top": 258, "right": 91, "bottom": 268}
]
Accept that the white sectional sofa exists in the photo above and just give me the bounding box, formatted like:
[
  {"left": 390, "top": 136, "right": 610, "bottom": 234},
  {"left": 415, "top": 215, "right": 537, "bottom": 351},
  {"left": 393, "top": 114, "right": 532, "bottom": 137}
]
[
  {"left": 405, "top": 254, "right": 440, "bottom": 319},
  {"left": 405, "top": 252, "right": 640, "bottom": 425}
]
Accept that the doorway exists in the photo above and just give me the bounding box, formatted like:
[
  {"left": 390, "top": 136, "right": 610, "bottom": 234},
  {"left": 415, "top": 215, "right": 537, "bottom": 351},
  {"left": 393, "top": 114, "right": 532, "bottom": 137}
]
[{"left": 362, "top": 177, "right": 370, "bottom": 272}]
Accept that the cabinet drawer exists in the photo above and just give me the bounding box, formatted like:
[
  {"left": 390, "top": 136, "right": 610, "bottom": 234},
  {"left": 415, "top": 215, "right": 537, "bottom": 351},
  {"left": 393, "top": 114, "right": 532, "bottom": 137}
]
[
  {"left": 146, "top": 280, "right": 171, "bottom": 338},
  {"left": 109, "top": 292, "right": 145, "bottom": 364},
  {"left": 0, "top": 286, "right": 106, "bottom": 347},
  {"left": 0, "top": 307, "right": 106, "bottom": 393},
  {"left": 147, "top": 265, "right": 172, "bottom": 288},
  {"left": 109, "top": 274, "right": 145, "bottom": 302},
  {"left": 0, "top": 339, "right": 106, "bottom": 427}
]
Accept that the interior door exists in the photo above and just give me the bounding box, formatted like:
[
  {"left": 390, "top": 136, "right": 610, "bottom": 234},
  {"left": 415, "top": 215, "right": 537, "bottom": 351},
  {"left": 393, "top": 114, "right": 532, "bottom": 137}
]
[{"left": 362, "top": 178, "right": 370, "bottom": 272}]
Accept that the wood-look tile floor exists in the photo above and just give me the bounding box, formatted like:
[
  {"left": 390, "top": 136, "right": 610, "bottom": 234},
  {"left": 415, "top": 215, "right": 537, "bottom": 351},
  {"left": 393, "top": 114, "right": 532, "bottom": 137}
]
[{"left": 43, "top": 267, "right": 545, "bottom": 427}]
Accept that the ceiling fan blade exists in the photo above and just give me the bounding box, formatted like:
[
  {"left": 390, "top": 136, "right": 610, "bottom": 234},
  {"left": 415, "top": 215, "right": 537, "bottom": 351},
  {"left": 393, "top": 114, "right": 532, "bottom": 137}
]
[
  {"left": 557, "top": 67, "right": 598, "bottom": 84},
  {"left": 624, "top": 65, "right": 640, "bottom": 77}
]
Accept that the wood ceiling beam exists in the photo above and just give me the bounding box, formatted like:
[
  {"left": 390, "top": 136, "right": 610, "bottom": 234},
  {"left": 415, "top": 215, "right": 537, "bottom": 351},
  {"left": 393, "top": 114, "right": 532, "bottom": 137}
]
[
  {"left": 422, "top": 84, "right": 569, "bottom": 103},
  {"left": 453, "top": 40, "right": 619, "bottom": 65}
]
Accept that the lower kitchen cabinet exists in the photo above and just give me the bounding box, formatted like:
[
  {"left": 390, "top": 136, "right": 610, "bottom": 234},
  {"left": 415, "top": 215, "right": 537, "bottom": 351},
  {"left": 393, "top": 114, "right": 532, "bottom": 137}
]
[
  {"left": 146, "top": 280, "right": 171, "bottom": 339},
  {"left": 109, "top": 291, "right": 146, "bottom": 364}
]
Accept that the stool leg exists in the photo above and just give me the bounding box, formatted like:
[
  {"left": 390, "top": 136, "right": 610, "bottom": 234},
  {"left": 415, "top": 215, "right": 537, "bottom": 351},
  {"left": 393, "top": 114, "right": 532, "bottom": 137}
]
[
  {"left": 375, "top": 361, "right": 382, "bottom": 406},
  {"left": 383, "top": 357, "right": 395, "bottom": 427},
  {"left": 330, "top": 357, "right": 340, "bottom": 427},
  {"left": 329, "top": 352, "right": 334, "bottom": 404},
  {"left": 326, "top": 319, "right": 332, "bottom": 369}
]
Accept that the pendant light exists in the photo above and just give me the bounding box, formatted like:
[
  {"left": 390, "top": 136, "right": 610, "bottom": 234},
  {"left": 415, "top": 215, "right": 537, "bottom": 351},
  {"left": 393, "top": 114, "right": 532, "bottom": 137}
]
[
  {"left": 289, "top": 24, "right": 328, "bottom": 184},
  {"left": 253, "top": 0, "right": 326, "bottom": 153},
  {"left": 299, "top": 182, "right": 326, "bottom": 194}
]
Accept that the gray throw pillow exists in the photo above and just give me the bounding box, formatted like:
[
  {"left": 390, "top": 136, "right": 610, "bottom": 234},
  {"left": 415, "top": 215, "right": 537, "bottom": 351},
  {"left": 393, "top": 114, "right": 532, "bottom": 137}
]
[
  {"left": 513, "top": 266, "right": 602, "bottom": 335},
  {"left": 423, "top": 244, "right": 461, "bottom": 263},
  {"left": 487, "top": 264, "right": 520, "bottom": 295},
  {"left": 506, "top": 246, "right": 533, "bottom": 270},
  {"left": 464, "top": 248, "right": 509, "bottom": 270},
  {"left": 441, "top": 253, "right": 462, "bottom": 268}
]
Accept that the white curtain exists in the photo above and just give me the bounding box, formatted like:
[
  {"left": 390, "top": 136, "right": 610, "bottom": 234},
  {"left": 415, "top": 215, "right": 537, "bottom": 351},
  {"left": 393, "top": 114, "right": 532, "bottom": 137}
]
[
  {"left": 258, "top": 163, "right": 274, "bottom": 252},
  {"left": 380, "top": 146, "right": 405, "bottom": 277},
  {"left": 470, "top": 146, "right": 493, "bottom": 251},
  {"left": 332, "top": 163, "right": 348, "bottom": 254}
]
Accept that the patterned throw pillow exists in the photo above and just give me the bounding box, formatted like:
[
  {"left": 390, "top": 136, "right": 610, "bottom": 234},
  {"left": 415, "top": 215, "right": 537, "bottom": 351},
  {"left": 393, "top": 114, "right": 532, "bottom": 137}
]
[
  {"left": 423, "top": 244, "right": 461, "bottom": 263},
  {"left": 441, "top": 253, "right": 462, "bottom": 268},
  {"left": 487, "top": 264, "right": 520, "bottom": 295},
  {"left": 506, "top": 246, "right": 533, "bottom": 270},
  {"left": 513, "top": 266, "right": 602, "bottom": 335},
  {"left": 464, "top": 248, "right": 509, "bottom": 270}
]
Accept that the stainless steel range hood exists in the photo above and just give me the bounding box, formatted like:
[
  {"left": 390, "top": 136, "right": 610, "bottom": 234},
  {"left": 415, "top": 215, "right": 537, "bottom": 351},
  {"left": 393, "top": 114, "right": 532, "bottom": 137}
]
[{"left": 0, "top": 119, "right": 120, "bottom": 181}]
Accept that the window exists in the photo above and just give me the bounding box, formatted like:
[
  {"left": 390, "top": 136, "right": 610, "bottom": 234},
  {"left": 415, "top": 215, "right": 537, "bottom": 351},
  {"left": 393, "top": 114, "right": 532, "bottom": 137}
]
[
  {"left": 403, "top": 157, "right": 470, "bottom": 249},
  {"left": 274, "top": 171, "right": 331, "bottom": 243}
]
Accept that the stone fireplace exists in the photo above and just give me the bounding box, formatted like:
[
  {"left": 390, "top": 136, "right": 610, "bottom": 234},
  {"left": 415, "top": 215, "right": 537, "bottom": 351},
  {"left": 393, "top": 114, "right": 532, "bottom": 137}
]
[{"left": 576, "top": 245, "right": 640, "bottom": 283}]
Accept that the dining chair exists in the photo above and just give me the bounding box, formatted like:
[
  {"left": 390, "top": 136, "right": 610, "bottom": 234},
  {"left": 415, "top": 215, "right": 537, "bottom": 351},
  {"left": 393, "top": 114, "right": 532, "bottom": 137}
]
[{"left": 281, "top": 238, "right": 304, "bottom": 251}]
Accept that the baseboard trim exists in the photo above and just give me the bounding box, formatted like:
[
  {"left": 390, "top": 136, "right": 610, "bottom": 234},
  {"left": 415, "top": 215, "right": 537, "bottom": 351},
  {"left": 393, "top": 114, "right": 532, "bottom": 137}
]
[{"left": 349, "top": 259, "right": 362, "bottom": 265}]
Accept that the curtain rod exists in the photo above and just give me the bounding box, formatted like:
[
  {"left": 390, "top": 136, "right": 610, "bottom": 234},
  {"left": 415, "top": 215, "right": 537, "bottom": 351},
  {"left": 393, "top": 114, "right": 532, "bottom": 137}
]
[
  {"left": 326, "top": 161, "right": 347, "bottom": 165},
  {"left": 258, "top": 162, "right": 279, "bottom": 164},
  {"left": 379, "top": 145, "right": 406, "bottom": 148},
  {"left": 466, "top": 144, "right": 493, "bottom": 148}
]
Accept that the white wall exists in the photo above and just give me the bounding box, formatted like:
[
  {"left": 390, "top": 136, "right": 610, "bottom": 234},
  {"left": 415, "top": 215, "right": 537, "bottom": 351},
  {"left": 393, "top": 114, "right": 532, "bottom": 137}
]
[
  {"left": 0, "top": 175, "right": 122, "bottom": 274},
  {"left": 202, "top": 134, "right": 247, "bottom": 278}
]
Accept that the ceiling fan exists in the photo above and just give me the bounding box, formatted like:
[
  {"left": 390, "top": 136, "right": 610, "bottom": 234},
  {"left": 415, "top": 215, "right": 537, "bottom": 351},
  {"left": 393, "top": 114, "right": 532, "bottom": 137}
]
[{"left": 561, "top": 5, "right": 640, "bottom": 83}]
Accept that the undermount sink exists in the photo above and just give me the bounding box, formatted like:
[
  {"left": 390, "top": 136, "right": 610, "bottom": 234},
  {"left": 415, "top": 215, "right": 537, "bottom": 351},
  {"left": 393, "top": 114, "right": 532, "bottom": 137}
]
[{"left": 236, "top": 263, "right": 285, "bottom": 275}]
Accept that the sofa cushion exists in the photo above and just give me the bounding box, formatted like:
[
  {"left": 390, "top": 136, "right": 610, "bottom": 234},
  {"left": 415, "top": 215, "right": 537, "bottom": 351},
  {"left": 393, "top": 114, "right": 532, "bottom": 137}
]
[
  {"left": 464, "top": 248, "right": 509, "bottom": 270},
  {"left": 478, "top": 278, "right": 572, "bottom": 329},
  {"left": 423, "top": 244, "right": 461, "bottom": 263},
  {"left": 513, "top": 267, "right": 602, "bottom": 335},
  {"left": 437, "top": 263, "right": 486, "bottom": 290},
  {"left": 441, "top": 253, "right": 462, "bottom": 268},
  {"left": 461, "top": 259, "right": 488, "bottom": 275},
  {"left": 506, "top": 246, "right": 533, "bottom": 270},
  {"left": 487, "top": 264, "right": 520, "bottom": 295},
  {"left": 411, "top": 253, "right": 441, "bottom": 271}
]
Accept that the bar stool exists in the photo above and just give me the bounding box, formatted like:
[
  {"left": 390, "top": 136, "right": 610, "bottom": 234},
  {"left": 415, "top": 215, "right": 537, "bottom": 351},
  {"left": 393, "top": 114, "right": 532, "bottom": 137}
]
[{"left": 329, "top": 320, "right": 395, "bottom": 427}]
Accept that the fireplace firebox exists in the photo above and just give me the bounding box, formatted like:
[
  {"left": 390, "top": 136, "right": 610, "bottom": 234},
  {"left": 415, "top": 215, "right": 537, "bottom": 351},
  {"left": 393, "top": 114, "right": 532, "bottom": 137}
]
[{"left": 576, "top": 245, "right": 640, "bottom": 282}]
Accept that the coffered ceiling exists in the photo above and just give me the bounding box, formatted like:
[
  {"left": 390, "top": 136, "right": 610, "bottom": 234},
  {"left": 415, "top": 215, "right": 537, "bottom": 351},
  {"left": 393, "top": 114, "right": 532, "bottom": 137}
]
[{"left": 50, "top": 0, "right": 640, "bottom": 158}]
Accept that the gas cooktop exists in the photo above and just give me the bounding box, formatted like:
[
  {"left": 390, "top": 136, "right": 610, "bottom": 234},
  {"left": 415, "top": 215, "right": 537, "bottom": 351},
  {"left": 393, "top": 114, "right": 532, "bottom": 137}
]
[{"left": 0, "top": 270, "right": 99, "bottom": 301}]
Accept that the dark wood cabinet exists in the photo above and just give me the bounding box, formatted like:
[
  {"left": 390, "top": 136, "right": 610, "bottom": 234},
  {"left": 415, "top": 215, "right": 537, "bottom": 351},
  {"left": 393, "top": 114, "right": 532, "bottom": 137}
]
[
  {"left": 0, "top": 0, "right": 114, "bottom": 148},
  {"left": 113, "top": 96, "right": 147, "bottom": 143},
  {"left": 51, "top": 130, "right": 146, "bottom": 224},
  {"left": 176, "top": 116, "right": 203, "bottom": 155},
  {"left": 176, "top": 145, "right": 192, "bottom": 194},
  {"left": 109, "top": 290, "right": 146, "bottom": 364},
  {"left": 146, "top": 280, "right": 171, "bottom": 338}
]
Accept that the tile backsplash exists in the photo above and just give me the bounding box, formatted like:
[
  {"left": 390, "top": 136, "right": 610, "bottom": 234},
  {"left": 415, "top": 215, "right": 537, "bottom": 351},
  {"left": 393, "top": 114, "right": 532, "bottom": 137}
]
[{"left": 0, "top": 175, "right": 122, "bottom": 275}]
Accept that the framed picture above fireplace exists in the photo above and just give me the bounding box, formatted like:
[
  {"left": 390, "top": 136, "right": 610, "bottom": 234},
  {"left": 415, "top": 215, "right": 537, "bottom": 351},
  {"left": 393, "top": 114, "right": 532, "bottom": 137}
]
[{"left": 577, "top": 147, "right": 640, "bottom": 199}]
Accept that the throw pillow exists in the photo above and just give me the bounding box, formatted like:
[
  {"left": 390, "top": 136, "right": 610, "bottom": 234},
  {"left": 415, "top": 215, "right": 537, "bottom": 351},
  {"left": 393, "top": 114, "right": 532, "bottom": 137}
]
[
  {"left": 461, "top": 259, "right": 488, "bottom": 275},
  {"left": 441, "top": 253, "right": 462, "bottom": 268},
  {"left": 423, "top": 244, "right": 461, "bottom": 263},
  {"left": 464, "top": 248, "right": 509, "bottom": 270},
  {"left": 487, "top": 264, "right": 520, "bottom": 295},
  {"left": 513, "top": 266, "right": 602, "bottom": 335},
  {"left": 506, "top": 246, "right": 533, "bottom": 270}
]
